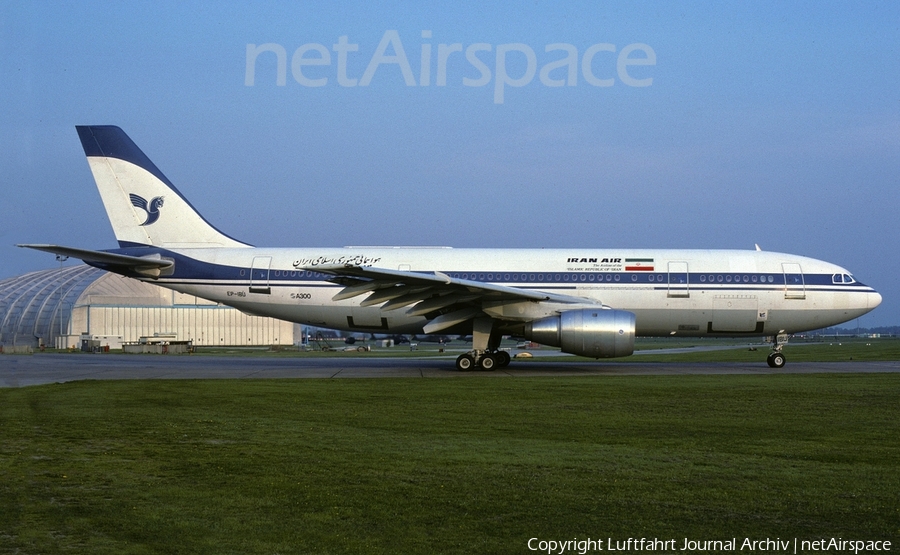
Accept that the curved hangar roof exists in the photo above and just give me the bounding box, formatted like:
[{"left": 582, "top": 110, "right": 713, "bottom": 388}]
[{"left": 0, "top": 265, "right": 170, "bottom": 347}]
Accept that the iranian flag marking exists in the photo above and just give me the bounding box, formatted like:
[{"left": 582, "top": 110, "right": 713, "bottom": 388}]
[{"left": 625, "top": 258, "right": 654, "bottom": 271}]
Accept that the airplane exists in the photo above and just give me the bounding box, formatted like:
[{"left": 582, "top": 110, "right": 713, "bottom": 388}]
[{"left": 20, "top": 126, "right": 882, "bottom": 370}]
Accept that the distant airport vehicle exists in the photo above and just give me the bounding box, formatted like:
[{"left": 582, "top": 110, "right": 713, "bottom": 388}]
[{"left": 20, "top": 126, "right": 882, "bottom": 370}]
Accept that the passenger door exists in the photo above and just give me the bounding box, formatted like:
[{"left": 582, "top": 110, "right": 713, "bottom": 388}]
[
  {"left": 667, "top": 261, "right": 689, "bottom": 298},
  {"left": 249, "top": 256, "right": 272, "bottom": 295},
  {"left": 782, "top": 262, "right": 805, "bottom": 299}
]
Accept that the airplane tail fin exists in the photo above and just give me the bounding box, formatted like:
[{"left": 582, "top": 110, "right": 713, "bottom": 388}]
[{"left": 76, "top": 126, "right": 250, "bottom": 249}]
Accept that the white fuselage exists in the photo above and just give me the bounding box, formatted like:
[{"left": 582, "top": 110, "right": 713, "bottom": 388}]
[{"left": 139, "top": 246, "right": 881, "bottom": 337}]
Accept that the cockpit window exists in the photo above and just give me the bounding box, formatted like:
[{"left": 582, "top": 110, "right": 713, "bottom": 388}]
[
  {"left": 834, "top": 273, "right": 856, "bottom": 284},
  {"left": 844, "top": 274, "right": 855, "bottom": 283}
]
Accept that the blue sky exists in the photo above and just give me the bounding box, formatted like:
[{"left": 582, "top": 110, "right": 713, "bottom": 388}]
[{"left": 2, "top": 1, "right": 898, "bottom": 327}]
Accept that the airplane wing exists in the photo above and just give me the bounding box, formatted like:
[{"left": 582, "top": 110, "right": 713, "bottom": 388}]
[
  {"left": 309, "top": 263, "right": 604, "bottom": 333},
  {"left": 17, "top": 244, "right": 174, "bottom": 278}
]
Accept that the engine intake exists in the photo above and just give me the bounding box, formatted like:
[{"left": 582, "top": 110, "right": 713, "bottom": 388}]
[{"left": 524, "top": 308, "right": 635, "bottom": 358}]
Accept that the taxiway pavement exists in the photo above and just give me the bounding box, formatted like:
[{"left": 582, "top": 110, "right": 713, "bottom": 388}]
[{"left": 2, "top": 353, "right": 899, "bottom": 387}]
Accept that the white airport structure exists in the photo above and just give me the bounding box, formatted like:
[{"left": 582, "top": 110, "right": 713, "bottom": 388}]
[{"left": 0, "top": 266, "right": 294, "bottom": 350}]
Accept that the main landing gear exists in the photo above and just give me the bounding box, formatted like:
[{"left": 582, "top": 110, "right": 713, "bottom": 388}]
[
  {"left": 766, "top": 333, "right": 789, "bottom": 368},
  {"left": 456, "top": 350, "right": 511, "bottom": 371},
  {"left": 455, "top": 316, "right": 511, "bottom": 371}
]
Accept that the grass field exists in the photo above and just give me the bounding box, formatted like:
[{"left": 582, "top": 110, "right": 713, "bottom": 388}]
[{"left": 2, "top": 372, "right": 899, "bottom": 554}]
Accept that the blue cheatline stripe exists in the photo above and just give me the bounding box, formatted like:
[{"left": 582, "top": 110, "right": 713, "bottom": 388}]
[
  {"left": 153, "top": 278, "right": 870, "bottom": 297},
  {"left": 101, "top": 247, "right": 874, "bottom": 290}
]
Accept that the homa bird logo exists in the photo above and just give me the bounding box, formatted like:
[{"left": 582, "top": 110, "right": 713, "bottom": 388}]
[{"left": 129, "top": 193, "right": 164, "bottom": 226}]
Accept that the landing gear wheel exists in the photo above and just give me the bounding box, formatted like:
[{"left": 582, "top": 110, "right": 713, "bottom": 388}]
[
  {"left": 480, "top": 354, "right": 497, "bottom": 371},
  {"left": 456, "top": 354, "right": 475, "bottom": 371},
  {"left": 495, "top": 351, "right": 511, "bottom": 368},
  {"left": 767, "top": 352, "right": 786, "bottom": 368}
]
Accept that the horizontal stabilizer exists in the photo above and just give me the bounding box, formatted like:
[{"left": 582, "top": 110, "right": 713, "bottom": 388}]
[{"left": 18, "top": 244, "right": 174, "bottom": 278}]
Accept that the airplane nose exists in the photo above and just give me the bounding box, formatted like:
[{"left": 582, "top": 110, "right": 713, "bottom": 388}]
[{"left": 870, "top": 291, "right": 883, "bottom": 309}]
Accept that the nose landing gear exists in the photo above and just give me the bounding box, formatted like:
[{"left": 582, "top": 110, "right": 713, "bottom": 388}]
[
  {"left": 766, "top": 351, "right": 786, "bottom": 368},
  {"left": 766, "top": 333, "right": 789, "bottom": 368}
]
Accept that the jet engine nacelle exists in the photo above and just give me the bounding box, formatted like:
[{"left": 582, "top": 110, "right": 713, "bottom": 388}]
[{"left": 524, "top": 308, "right": 636, "bottom": 358}]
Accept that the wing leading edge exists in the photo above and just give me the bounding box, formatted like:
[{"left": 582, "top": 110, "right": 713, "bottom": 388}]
[{"left": 310, "top": 263, "right": 606, "bottom": 333}]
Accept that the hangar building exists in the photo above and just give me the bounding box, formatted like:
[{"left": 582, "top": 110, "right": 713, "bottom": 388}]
[{"left": 0, "top": 265, "right": 294, "bottom": 350}]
